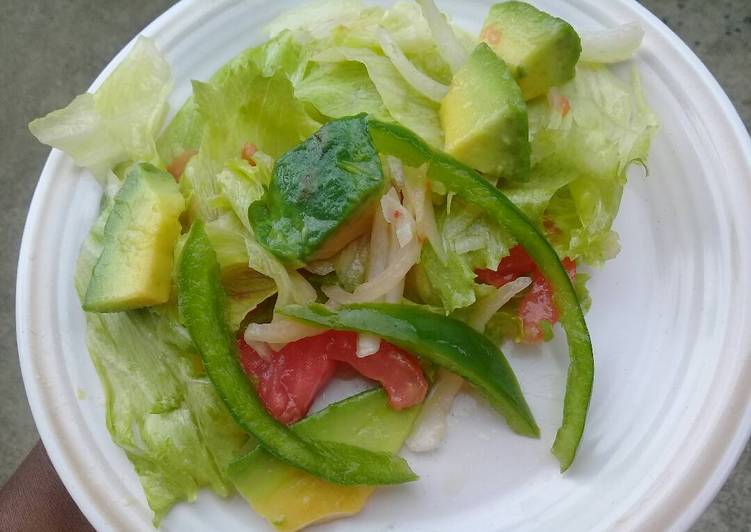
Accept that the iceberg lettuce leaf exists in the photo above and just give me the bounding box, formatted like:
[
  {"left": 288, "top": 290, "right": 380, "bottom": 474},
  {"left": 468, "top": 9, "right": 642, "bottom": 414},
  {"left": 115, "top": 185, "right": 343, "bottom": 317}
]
[
  {"left": 296, "top": 61, "right": 391, "bottom": 120},
  {"left": 157, "top": 30, "right": 311, "bottom": 165},
  {"left": 29, "top": 37, "right": 171, "bottom": 176},
  {"left": 501, "top": 65, "right": 657, "bottom": 265},
  {"left": 75, "top": 193, "right": 246, "bottom": 524},
  {"left": 314, "top": 47, "right": 442, "bottom": 147},
  {"left": 179, "top": 58, "right": 319, "bottom": 222},
  {"left": 418, "top": 198, "right": 513, "bottom": 313},
  {"left": 214, "top": 160, "right": 317, "bottom": 307}
]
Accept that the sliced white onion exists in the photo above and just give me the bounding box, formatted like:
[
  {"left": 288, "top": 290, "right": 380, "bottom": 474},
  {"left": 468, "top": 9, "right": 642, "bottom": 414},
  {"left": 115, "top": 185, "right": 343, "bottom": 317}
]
[
  {"left": 384, "top": 222, "right": 406, "bottom": 304},
  {"left": 580, "top": 22, "right": 645, "bottom": 64},
  {"left": 380, "top": 187, "right": 415, "bottom": 248},
  {"left": 386, "top": 156, "right": 406, "bottom": 188},
  {"left": 468, "top": 276, "right": 532, "bottom": 333},
  {"left": 377, "top": 28, "right": 448, "bottom": 103},
  {"left": 356, "top": 333, "right": 381, "bottom": 358},
  {"left": 415, "top": 0, "right": 468, "bottom": 73},
  {"left": 323, "top": 236, "right": 421, "bottom": 304},
  {"left": 246, "top": 341, "right": 273, "bottom": 361},
  {"left": 354, "top": 208, "right": 391, "bottom": 356},
  {"left": 367, "top": 207, "right": 390, "bottom": 284},
  {"left": 352, "top": 188, "right": 419, "bottom": 353},
  {"left": 244, "top": 316, "right": 325, "bottom": 345},
  {"left": 412, "top": 169, "right": 446, "bottom": 264},
  {"left": 406, "top": 369, "right": 465, "bottom": 452},
  {"left": 404, "top": 166, "right": 446, "bottom": 262}
]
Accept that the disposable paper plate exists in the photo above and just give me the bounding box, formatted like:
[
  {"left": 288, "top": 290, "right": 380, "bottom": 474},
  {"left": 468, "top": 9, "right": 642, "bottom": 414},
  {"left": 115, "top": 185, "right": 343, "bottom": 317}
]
[{"left": 16, "top": 1, "right": 751, "bottom": 530}]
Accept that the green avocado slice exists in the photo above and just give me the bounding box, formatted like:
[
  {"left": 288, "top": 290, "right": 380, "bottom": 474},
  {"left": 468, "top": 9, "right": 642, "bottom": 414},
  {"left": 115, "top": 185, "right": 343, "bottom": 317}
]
[
  {"left": 480, "top": 1, "right": 581, "bottom": 101},
  {"left": 229, "top": 389, "right": 420, "bottom": 532},
  {"left": 83, "top": 163, "right": 185, "bottom": 312},
  {"left": 440, "top": 43, "right": 530, "bottom": 181}
]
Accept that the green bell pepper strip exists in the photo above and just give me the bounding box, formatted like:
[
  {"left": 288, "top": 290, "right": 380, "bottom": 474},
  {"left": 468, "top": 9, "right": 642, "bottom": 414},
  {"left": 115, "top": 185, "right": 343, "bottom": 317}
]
[
  {"left": 280, "top": 303, "right": 539, "bottom": 438},
  {"left": 366, "top": 117, "right": 593, "bottom": 471},
  {"left": 177, "top": 222, "right": 417, "bottom": 485}
]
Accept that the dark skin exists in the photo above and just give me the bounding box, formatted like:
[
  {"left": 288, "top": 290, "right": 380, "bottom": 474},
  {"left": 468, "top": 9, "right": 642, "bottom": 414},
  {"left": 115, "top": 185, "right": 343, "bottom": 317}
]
[{"left": 0, "top": 443, "right": 93, "bottom": 532}]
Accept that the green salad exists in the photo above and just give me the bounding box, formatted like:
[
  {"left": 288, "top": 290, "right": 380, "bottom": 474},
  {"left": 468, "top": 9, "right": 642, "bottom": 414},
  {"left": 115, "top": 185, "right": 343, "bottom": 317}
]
[{"left": 29, "top": 1, "right": 657, "bottom": 529}]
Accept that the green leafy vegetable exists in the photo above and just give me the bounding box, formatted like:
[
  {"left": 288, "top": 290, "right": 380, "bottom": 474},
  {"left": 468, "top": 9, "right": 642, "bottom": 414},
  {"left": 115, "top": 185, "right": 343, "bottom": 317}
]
[
  {"left": 419, "top": 197, "right": 512, "bottom": 313},
  {"left": 29, "top": 37, "right": 171, "bottom": 176},
  {"left": 501, "top": 65, "right": 658, "bottom": 265},
  {"left": 157, "top": 30, "right": 310, "bottom": 163},
  {"left": 296, "top": 62, "right": 391, "bottom": 120},
  {"left": 75, "top": 189, "right": 246, "bottom": 524},
  {"left": 313, "top": 47, "right": 443, "bottom": 147}
]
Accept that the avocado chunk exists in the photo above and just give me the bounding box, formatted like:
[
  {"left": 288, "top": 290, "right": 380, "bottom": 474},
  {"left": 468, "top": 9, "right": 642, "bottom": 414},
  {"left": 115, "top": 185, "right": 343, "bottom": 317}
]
[
  {"left": 480, "top": 1, "right": 581, "bottom": 101},
  {"left": 228, "top": 389, "right": 419, "bottom": 532},
  {"left": 83, "top": 163, "right": 185, "bottom": 312},
  {"left": 249, "top": 115, "right": 385, "bottom": 264},
  {"left": 440, "top": 43, "right": 530, "bottom": 181}
]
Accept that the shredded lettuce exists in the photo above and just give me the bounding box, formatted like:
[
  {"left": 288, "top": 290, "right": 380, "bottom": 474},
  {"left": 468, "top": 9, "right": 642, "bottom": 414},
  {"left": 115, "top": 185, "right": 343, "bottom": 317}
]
[
  {"left": 296, "top": 62, "right": 391, "bottom": 120},
  {"left": 417, "top": 198, "right": 512, "bottom": 313},
  {"left": 265, "top": 0, "right": 366, "bottom": 39},
  {"left": 314, "top": 47, "right": 442, "bottom": 147},
  {"left": 158, "top": 30, "right": 311, "bottom": 165},
  {"left": 414, "top": 0, "right": 468, "bottom": 73},
  {"left": 376, "top": 28, "right": 448, "bottom": 102},
  {"left": 75, "top": 188, "right": 246, "bottom": 524},
  {"left": 204, "top": 214, "right": 277, "bottom": 330},
  {"left": 179, "top": 56, "right": 319, "bottom": 222},
  {"left": 501, "top": 64, "right": 658, "bottom": 265},
  {"left": 215, "top": 159, "right": 317, "bottom": 307},
  {"left": 29, "top": 37, "right": 171, "bottom": 177}
]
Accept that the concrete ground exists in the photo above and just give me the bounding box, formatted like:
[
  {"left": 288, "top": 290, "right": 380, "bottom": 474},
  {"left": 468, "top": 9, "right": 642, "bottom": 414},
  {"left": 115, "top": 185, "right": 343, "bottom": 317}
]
[{"left": 1, "top": 0, "right": 749, "bottom": 529}]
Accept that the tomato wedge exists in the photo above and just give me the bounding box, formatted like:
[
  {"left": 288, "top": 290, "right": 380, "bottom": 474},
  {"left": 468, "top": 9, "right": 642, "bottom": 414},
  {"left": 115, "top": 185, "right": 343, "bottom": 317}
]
[
  {"left": 324, "top": 333, "right": 428, "bottom": 410},
  {"left": 476, "top": 245, "right": 576, "bottom": 343},
  {"left": 238, "top": 336, "right": 336, "bottom": 425},
  {"left": 237, "top": 331, "right": 427, "bottom": 424}
]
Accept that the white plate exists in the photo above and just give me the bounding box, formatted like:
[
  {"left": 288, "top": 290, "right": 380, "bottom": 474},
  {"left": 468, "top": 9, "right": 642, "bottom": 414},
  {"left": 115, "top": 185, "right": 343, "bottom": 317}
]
[{"left": 16, "top": 0, "right": 751, "bottom": 530}]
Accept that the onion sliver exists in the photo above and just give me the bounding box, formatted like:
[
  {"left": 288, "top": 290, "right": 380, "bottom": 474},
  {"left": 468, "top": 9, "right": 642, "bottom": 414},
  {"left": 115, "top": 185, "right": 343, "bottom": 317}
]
[
  {"left": 415, "top": 0, "right": 468, "bottom": 73},
  {"left": 580, "top": 22, "right": 644, "bottom": 64},
  {"left": 468, "top": 276, "right": 532, "bottom": 332},
  {"left": 324, "top": 237, "right": 421, "bottom": 304},
  {"left": 244, "top": 316, "right": 325, "bottom": 345},
  {"left": 406, "top": 369, "right": 465, "bottom": 452},
  {"left": 381, "top": 187, "right": 415, "bottom": 248},
  {"left": 356, "top": 333, "right": 382, "bottom": 358},
  {"left": 377, "top": 29, "right": 448, "bottom": 103}
]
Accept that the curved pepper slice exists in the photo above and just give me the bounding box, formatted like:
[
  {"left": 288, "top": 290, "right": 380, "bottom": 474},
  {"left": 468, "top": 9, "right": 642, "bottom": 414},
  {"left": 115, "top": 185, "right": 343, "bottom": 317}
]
[
  {"left": 177, "top": 222, "right": 416, "bottom": 485},
  {"left": 280, "top": 303, "right": 539, "bottom": 438},
  {"left": 365, "top": 117, "right": 593, "bottom": 471}
]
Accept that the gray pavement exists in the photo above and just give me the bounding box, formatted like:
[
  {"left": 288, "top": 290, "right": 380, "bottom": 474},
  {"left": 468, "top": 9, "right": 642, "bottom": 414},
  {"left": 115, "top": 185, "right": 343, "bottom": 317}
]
[{"left": 0, "top": 0, "right": 748, "bottom": 530}]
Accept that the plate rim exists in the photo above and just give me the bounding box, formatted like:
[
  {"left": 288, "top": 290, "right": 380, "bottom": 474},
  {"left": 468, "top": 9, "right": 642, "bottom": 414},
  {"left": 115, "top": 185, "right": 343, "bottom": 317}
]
[{"left": 15, "top": 0, "right": 751, "bottom": 530}]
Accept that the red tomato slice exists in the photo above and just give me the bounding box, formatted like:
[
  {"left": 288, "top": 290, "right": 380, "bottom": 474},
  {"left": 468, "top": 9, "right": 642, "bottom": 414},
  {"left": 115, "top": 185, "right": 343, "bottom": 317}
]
[
  {"left": 476, "top": 245, "right": 576, "bottom": 344},
  {"left": 237, "top": 331, "right": 427, "bottom": 423},
  {"left": 237, "top": 336, "right": 336, "bottom": 424},
  {"left": 325, "top": 332, "right": 428, "bottom": 410},
  {"left": 475, "top": 245, "right": 536, "bottom": 286}
]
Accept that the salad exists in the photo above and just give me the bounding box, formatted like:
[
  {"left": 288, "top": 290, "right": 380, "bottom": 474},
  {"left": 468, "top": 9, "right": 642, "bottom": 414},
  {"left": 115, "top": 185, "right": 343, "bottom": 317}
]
[{"left": 29, "top": 0, "right": 657, "bottom": 530}]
